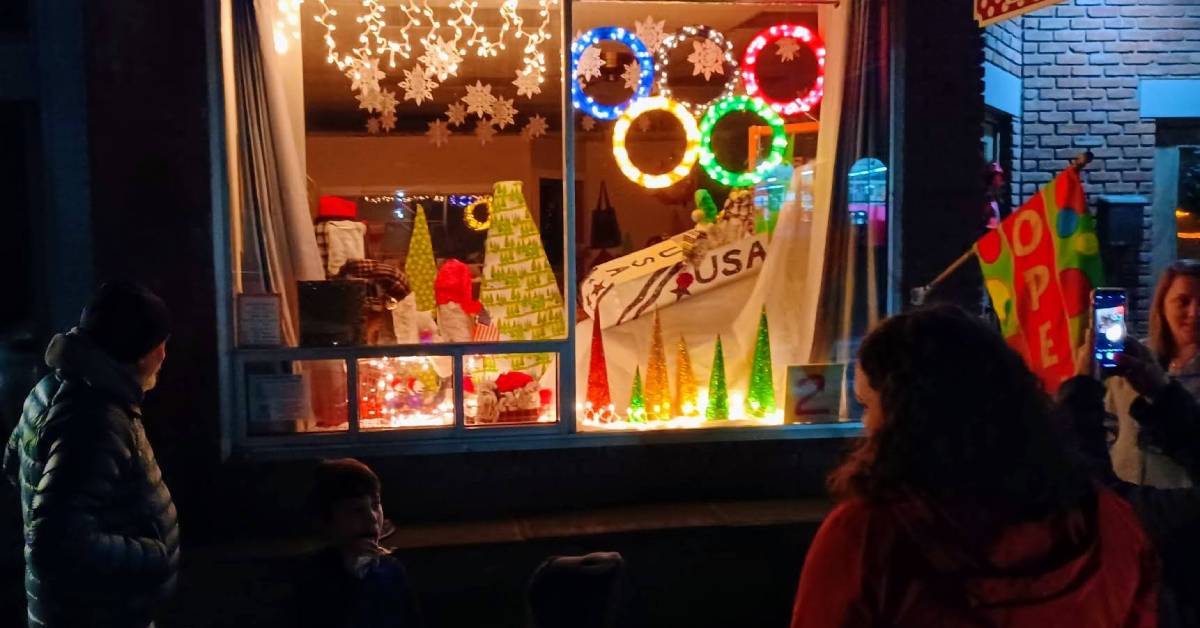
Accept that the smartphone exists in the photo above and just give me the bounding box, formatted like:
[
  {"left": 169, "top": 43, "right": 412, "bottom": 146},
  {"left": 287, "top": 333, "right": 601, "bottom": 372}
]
[{"left": 1093, "top": 288, "right": 1128, "bottom": 371}]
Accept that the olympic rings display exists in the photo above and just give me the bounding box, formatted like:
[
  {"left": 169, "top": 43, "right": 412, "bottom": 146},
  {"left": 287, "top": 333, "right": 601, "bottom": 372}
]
[
  {"left": 654, "top": 25, "right": 738, "bottom": 113},
  {"left": 571, "top": 27, "right": 655, "bottom": 121},
  {"left": 740, "top": 23, "right": 826, "bottom": 117},
  {"left": 612, "top": 97, "right": 701, "bottom": 189},
  {"left": 697, "top": 95, "right": 787, "bottom": 187}
]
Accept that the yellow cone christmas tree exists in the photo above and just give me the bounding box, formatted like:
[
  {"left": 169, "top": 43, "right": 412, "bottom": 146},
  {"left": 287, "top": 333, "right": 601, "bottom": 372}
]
[
  {"left": 405, "top": 206, "right": 437, "bottom": 312},
  {"left": 644, "top": 312, "right": 672, "bottom": 421},
  {"left": 674, "top": 335, "right": 700, "bottom": 417}
]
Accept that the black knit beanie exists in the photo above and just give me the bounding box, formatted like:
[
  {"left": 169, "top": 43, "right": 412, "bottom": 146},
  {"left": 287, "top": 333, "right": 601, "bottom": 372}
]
[{"left": 79, "top": 281, "right": 171, "bottom": 363}]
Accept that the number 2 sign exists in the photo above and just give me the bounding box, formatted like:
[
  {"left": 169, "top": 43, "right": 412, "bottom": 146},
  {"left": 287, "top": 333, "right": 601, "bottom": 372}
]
[{"left": 784, "top": 363, "right": 847, "bottom": 424}]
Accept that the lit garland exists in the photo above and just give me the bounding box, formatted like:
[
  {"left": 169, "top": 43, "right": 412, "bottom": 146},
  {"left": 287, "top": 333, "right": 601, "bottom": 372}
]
[
  {"left": 741, "top": 24, "right": 826, "bottom": 117},
  {"left": 571, "top": 27, "right": 654, "bottom": 121},
  {"left": 464, "top": 198, "right": 492, "bottom": 231},
  {"left": 654, "top": 26, "right": 738, "bottom": 113},
  {"left": 612, "top": 97, "right": 700, "bottom": 189},
  {"left": 698, "top": 95, "right": 787, "bottom": 187}
]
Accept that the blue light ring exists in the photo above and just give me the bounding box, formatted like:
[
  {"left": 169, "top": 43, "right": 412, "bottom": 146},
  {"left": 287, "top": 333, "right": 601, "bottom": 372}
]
[{"left": 571, "top": 27, "right": 655, "bottom": 121}]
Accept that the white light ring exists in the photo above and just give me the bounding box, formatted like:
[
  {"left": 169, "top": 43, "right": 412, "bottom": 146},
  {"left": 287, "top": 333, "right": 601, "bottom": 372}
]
[
  {"left": 655, "top": 25, "right": 739, "bottom": 114},
  {"left": 740, "top": 23, "right": 827, "bottom": 117},
  {"left": 612, "top": 97, "right": 701, "bottom": 189}
]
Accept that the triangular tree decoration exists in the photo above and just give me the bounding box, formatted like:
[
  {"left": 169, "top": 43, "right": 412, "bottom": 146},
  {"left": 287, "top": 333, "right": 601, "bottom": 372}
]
[
  {"left": 479, "top": 181, "right": 566, "bottom": 371},
  {"left": 643, "top": 311, "right": 672, "bottom": 421},
  {"left": 405, "top": 206, "right": 438, "bottom": 311},
  {"left": 674, "top": 335, "right": 700, "bottom": 417},
  {"left": 586, "top": 307, "right": 613, "bottom": 421},
  {"left": 628, "top": 366, "right": 646, "bottom": 422},
  {"left": 746, "top": 308, "right": 776, "bottom": 418},
  {"left": 706, "top": 336, "right": 729, "bottom": 421}
]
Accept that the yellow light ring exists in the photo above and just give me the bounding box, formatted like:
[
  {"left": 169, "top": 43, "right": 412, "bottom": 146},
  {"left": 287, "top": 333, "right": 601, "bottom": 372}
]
[
  {"left": 611, "top": 96, "right": 701, "bottom": 190},
  {"left": 464, "top": 198, "right": 492, "bottom": 231}
]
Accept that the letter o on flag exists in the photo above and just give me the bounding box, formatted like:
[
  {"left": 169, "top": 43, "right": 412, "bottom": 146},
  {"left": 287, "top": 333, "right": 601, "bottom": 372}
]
[{"left": 1011, "top": 210, "right": 1044, "bottom": 257}]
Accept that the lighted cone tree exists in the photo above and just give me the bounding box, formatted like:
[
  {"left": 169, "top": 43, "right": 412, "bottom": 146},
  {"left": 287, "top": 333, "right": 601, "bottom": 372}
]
[
  {"left": 628, "top": 366, "right": 646, "bottom": 422},
  {"left": 745, "top": 308, "right": 776, "bottom": 418},
  {"left": 585, "top": 307, "right": 613, "bottom": 420},
  {"left": 643, "top": 312, "right": 672, "bottom": 421},
  {"left": 706, "top": 336, "right": 729, "bottom": 421},
  {"left": 674, "top": 335, "right": 699, "bottom": 417},
  {"left": 405, "top": 206, "right": 438, "bottom": 312}
]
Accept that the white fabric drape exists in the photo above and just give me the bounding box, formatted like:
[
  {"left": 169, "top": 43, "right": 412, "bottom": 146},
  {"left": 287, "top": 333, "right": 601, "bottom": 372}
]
[{"left": 574, "top": 3, "right": 850, "bottom": 413}]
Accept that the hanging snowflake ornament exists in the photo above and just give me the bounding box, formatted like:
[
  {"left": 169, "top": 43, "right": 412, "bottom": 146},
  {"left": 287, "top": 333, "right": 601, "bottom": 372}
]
[
  {"left": 776, "top": 37, "right": 801, "bottom": 62},
  {"left": 378, "top": 89, "right": 398, "bottom": 116},
  {"left": 475, "top": 122, "right": 497, "bottom": 145},
  {"left": 426, "top": 119, "right": 451, "bottom": 147},
  {"left": 523, "top": 114, "right": 549, "bottom": 140},
  {"left": 356, "top": 87, "right": 384, "bottom": 113},
  {"left": 688, "top": 39, "right": 726, "bottom": 81},
  {"left": 576, "top": 46, "right": 604, "bottom": 83},
  {"left": 366, "top": 117, "right": 382, "bottom": 135},
  {"left": 349, "top": 55, "right": 385, "bottom": 93},
  {"left": 463, "top": 81, "right": 497, "bottom": 118},
  {"left": 621, "top": 62, "right": 642, "bottom": 91},
  {"left": 446, "top": 102, "right": 468, "bottom": 127},
  {"left": 635, "top": 17, "right": 667, "bottom": 52},
  {"left": 400, "top": 65, "right": 438, "bottom": 105},
  {"left": 380, "top": 110, "right": 398, "bottom": 132},
  {"left": 513, "top": 69, "right": 543, "bottom": 99},
  {"left": 419, "top": 37, "right": 463, "bottom": 81},
  {"left": 490, "top": 97, "right": 517, "bottom": 129},
  {"left": 637, "top": 114, "right": 652, "bottom": 132},
  {"left": 581, "top": 115, "right": 597, "bottom": 131}
]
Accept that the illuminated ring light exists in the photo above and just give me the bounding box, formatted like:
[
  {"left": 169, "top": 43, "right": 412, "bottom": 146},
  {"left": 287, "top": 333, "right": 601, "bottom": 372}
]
[
  {"left": 612, "top": 97, "right": 701, "bottom": 189},
  {"left": 655, "top": 25, "right": 738, "bottom": 113},
  {"left": 463, "top": 198, "right": 492, "bottom": 231},
  {"left": 571, "top": 27, "right": 655, "bottom": 121},
  {"left": 698, "top": 95, "right": 787, "bottom": 188},
  {"left": 741, "top": 23, "right": 826, "bottom": 117}
]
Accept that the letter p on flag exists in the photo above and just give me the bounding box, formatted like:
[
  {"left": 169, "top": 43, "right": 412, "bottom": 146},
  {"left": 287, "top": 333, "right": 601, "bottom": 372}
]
[{"left": 974, "top": 167, "right": 1104, "bottom": 393}]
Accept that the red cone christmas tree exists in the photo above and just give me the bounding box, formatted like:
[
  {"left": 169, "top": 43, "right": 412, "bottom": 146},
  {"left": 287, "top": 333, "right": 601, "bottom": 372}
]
[{"left": 585, "top": 307, "right": 614, "bottom": 421}]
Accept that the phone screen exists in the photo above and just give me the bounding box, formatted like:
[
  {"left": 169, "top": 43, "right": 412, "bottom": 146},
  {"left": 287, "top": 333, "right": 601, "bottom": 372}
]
[{"left": 1093, "top": 289, "right": 1128, "bottom": 369}]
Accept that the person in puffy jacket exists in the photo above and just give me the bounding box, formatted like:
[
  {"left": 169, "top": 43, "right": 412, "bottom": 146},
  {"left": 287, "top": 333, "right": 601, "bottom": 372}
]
[
  {"left": 3, "top": 281, "right": 180, "bottom": 628},
  {"left": 790, "top": 305, "right": 1159, "bottom": 628}
]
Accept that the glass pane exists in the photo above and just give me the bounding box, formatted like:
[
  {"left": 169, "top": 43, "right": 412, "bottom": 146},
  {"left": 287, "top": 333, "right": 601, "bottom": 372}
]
[
  {"left": 356, "top": 356, "right": 455, "bottom": 430},
  {"left": 465, "top": 353, "right": 558, "bottom": 426},
  {"left": 246, "top": 359, "right": 348, "bottom": 435},
  {"left": 1178, "top": 147, "right": 1200, "bottom": 259}
]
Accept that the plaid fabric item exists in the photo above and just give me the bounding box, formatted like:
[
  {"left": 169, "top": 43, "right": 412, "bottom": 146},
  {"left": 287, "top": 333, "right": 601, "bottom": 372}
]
[
  {"left": 472, "top": 321, "right": 499, "bottom": 342},
  {"left": 315, "top": 222, "right": 331, "bottom": 277},
  {"left": 337, "top": 259, "right": 411, "bottom": 311}
]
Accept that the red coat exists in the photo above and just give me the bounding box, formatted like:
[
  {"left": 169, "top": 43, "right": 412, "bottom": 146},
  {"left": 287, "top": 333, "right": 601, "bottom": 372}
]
[{"left": 791, "top": 488, "right": 1158, "bottom": 627}]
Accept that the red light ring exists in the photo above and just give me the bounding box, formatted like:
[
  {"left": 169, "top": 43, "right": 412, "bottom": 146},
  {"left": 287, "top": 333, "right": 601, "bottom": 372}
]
[{"left": 740, "top": 24, "right": 826, "bottom": 117}]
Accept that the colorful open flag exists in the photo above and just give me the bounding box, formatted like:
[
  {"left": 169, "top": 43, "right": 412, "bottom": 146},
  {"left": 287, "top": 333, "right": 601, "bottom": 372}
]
[{"left": 975, "top": 167, "right": 1104, "bottom": 392}]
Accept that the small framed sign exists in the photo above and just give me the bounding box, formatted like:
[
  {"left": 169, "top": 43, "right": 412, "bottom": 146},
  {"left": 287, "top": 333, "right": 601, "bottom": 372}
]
[
  {"left": 784, "top": 363, "right": 847, "bottom": 424},
  {"left": 248, "top": 373, "right": 312, "bottom": 425},
  {"left": 237, "top": 294, "right": 282, "bottom": 347}
]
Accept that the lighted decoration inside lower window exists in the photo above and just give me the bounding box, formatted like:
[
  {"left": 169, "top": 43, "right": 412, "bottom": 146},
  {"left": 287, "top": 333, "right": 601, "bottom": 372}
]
[
  {"left": 357, "top": 356, "right": 455, "bottom": 429},
  {"left": 464, "top": 353, "right": 559, "bottom": 426}
]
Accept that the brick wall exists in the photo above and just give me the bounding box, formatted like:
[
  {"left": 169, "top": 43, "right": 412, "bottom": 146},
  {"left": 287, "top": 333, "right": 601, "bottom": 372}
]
[{"left": 1016, "top": 0, "right": 1200, "bottom": 328}]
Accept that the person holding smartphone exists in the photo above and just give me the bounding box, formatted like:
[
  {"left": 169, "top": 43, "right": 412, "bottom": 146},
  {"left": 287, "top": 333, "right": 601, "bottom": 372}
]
[{"left": 1106, "top": 260, "right": 1200, "bottom": 488}]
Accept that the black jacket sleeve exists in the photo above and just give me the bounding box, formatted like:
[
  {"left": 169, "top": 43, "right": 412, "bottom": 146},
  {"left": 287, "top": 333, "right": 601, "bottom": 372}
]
[
  {"left": 1129, "top": 380, "right": 1200, "bottom": 482},
  {"left": 1055, "top": 376, "right": 1116, "bottom": 480},
  {"left": 28, "top": 408, "right": 172, "bottom": 589}
]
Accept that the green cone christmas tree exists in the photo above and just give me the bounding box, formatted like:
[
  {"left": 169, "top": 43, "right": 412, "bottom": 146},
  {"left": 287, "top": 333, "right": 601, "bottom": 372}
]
[
  {"left": 706, "top": 336, "right": 729, "bottom": 421},
  {"left": 405, "top": 206, "right": 438, "bottom": 312},
  {"left": 628, "top": 366, "right": 646, "bottom": 422},
  {"left": 745, "top": 308, "right": 776, "bottom": 418}
]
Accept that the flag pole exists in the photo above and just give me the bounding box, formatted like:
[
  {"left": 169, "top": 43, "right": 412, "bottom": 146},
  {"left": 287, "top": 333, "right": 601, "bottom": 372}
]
[{"left": 909, "top": 150, "right": 1094, "bottom": 306}]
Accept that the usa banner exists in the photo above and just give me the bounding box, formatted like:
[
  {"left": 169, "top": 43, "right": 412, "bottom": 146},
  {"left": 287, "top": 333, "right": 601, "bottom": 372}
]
[
  {"left": 975, "top": 167, "right": 1104, "bottom": 393},
  {"left": 975, "top": 0, "right": 1068, "bottom": 27}
]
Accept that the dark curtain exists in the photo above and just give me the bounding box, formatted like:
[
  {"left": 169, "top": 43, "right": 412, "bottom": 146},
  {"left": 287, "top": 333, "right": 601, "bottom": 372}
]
[{"left": 810, "top": 0, "right": 891, "bottom": 363}]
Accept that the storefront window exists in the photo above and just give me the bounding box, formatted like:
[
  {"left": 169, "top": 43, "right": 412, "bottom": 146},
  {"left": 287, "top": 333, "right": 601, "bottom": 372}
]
[{"left": 223, "top": 0, "right": 885, "bottom": 448}]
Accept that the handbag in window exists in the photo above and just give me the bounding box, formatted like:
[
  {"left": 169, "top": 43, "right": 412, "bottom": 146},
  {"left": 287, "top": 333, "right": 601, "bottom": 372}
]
[{"left": 589, "top": 181, "right": 622, "bottom": 249}]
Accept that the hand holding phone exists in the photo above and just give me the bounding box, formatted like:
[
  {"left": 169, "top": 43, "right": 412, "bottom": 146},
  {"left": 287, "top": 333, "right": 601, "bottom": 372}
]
[{"left": 1092, "top": 288, "right": 1127, "bottom": 372}]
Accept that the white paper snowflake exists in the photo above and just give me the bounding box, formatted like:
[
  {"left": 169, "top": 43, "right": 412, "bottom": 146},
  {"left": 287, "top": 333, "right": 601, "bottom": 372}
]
[
  {"left": 490, "top": 97, "right": 517, "bottom": 129},
  {"left": 581, "top": 115, "right": 597, "bottom": 131},
  {"left": 400, "top": 64, "right": 437, "bottom": 105},
  {"left": 776, "top": 38, "right": 801, "bottom": 62},
  {"left": 513, "top": 69, "right": 543, "bottom": 99},
  {"left": 688, "top": 40, "right": 726, "bottom": 81},
  {"left": 576, "top": 46, "right": 604, "bottom": 83},
  {"left": 419, "top": 37, "right": 463, "bottom": 81},
  {"left": 378, "top": 89, "right": 398, "bottom": 115},
  {"left": 621, "top": 62, "right": 642, "bottom": 92},
  {"left": 356, "top": 87, "right": 384, "bottom": 113},
  {"left": 446, "top": 102, "right": 468, "bottom": 127},
  {"left": 637, "top": 115, "right": 652, "bottom": 133},
  {"left": 634, "top": 17, "right": 667, "bottom": 52},
  {"left": 380, "top": 110, "right": 397, "bottom": 132},
  {"left": 426, "top": 119, "right": 450, "bottom": 147},
  {"left": 366, "top": 117, "right": 382, "bottom": 135},
  {"left": 462, "top": 81, "right": 497, "bottom": 118},
  {"left": 475, "top": 122, "right": 497, "bottom": 145},
  {"left": 523, "top": 114, "right": 548, "bottom": 140},
  {"left": 349, "top": 55, "right": 385, "bottom": 93}
]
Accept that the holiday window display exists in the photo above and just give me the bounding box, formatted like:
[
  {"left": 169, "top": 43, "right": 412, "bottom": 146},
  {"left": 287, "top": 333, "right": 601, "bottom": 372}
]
[{"left": 355, "top": 356, "right": 455, "bottom": 429}]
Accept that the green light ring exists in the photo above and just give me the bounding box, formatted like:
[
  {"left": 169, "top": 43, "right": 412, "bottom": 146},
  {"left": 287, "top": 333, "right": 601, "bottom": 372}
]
[{"left": 698, "top": 95, "right": 787, "bottom": 188}]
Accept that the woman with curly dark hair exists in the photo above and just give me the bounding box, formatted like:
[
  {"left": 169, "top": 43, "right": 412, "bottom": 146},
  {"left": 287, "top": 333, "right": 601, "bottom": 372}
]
[{"left": 790, "top": 305, "right": 1159, "bottom": 628}]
